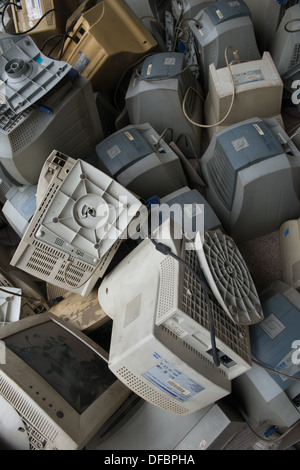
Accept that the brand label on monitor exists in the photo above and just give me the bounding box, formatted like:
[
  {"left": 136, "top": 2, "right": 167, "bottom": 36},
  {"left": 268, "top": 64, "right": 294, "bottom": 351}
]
[
  {"left": 233, "top": 69, "right": 264, "bottom": 86},
  {"left": 25, "top": 0, "right": 42, "bottom": 21},
  {"left": 231, "top": 136, "right": 249, "bottom": 152},
  {"left": 124, "top": 131, "right": 134, "bottom": 141},
  {"left": 274, "top": 350, "right": 300, "bottom": 382},
  {"left": 73, "top": 52, "right": 90, "bottom": 74},
  {"left": 259, "top": 313, "right": 286, "bottom": 339},
  {"left": 143, "top": 356, "right": 204, "bottom": 402}
]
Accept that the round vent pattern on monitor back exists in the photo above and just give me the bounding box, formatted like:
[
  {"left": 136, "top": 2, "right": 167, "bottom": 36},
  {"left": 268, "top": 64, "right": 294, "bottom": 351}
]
[{"left": 195, "top": 230, "right": 263, "bottom": 325}]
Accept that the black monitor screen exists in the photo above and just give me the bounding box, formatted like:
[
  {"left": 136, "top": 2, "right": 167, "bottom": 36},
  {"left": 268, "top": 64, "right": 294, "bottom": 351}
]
[{"left": 4, "top": 320, "right": 117, "bottom": 414}]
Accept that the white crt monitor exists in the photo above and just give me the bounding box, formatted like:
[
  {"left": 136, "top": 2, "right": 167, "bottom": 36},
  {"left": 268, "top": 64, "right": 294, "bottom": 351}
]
[
  {"left": 98, "top": 221, "right": 252, "bottom": 415},
  {"left": 95, "top": 123, "right": 188, "bottom": 200},
  {"left": 125, "top": 52, "right": 203, "bottom": 159},
  {"left": 204, "top": 52, "right": 284, "bottom": 140},
  {"left": 0, "top": 313, "right": 131, "bottom": 450},
  {"left": 0, "top": 76, "right": 104, "bottom": 185},
  {"left": 269, "top": 4, "right": 300, "bottom": 76},
  {"left": 199, "top": 117, "right": 300, "bottom": 243},
  {"left": 188, "top": 0, "right": 261, "bottom": 92}
]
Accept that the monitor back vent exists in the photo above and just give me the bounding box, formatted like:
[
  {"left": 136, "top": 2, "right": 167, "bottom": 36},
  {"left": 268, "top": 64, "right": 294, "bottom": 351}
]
[
  {"left": 157, "top": 256, "right": 177, "bottom": 324},
  {"left": 290, "top": 43, "right": 300, "bottom": 69},
  {"left": 0, "top": 109, "right": 30, "bottom": 133},
  {"left": 183, "top": 248, "right": 251, "bottom": 362},
  {"left": 123, "top": 294, "right": 142, "bottom": 328},
  {"left": 10, "top": 111, "right": 40, "bottom": 153},
  {"left": 115, "top": 366, "right": 189, "bottom": 415},
  {"left": 0, "top": 372, "right": 58, "bottom": 448}
]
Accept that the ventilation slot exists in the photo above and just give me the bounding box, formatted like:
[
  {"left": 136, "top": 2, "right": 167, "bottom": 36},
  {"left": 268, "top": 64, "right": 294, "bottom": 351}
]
[
  {"left": 26, "top": 248, "right": 58, "bottom": 277},
  {"left": 54, "top": 262, "right": 92, "bottom": 286},
  {"left": 206, "top": 140, "right": 236, "bottom": 211},
  {"left": 0, "top": 373, "right": 58, "bottom": 448},
  {"left": 116, "top": 367, "right": 188, "bottom": 415},
  {"left": 10, "top": 111, "right": 40, "bottom": 153},
  {"left": 123, "top": 294, "right": 141, "bottom": 328},
  {"left": 157, "top": 256, "right": 177, "bottom": 324},
  {"left": 290, "top": 43, "right": 300, "bottom": 69},
  {"left": 0, "top": 109, "right": 31, "bottom": 133}
]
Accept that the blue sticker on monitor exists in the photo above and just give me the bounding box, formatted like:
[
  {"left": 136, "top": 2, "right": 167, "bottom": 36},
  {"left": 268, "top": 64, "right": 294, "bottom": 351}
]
[{"left": 143, "top": 357, "right": 204, "bottom": 402}]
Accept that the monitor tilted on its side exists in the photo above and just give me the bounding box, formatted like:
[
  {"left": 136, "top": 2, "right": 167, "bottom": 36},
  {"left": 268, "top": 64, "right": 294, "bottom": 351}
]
[{"left": 10, "top": 150, "right": 144, "bottom": 297}]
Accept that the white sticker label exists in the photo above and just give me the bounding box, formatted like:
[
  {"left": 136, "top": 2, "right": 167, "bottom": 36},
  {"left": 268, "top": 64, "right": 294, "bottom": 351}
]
[
  {"left": 216, "top": 9, "right": 223, "bottom": 19},
  {"left": 233, "top": 69, "right": 264, "bottom": 86},
  {"left": 164, "top": 58, "right": 176, "bottom": 65},
  {"left": 146, "top": 64, "right": 152, "bottom": 76},
  {"left": 25, "top": 0, "right": 42, "bottom": 21},
  {"left": 231, "top": 136, "right": 249, "bottom": 152},
  {"left": 259, "top": 313, "right": 285, "bottom": 339}
]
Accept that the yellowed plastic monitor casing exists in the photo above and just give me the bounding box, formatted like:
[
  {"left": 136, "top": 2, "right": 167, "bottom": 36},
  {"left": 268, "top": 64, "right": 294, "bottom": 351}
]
[
  {"left": 60, "top": 0, "right": 158, "bottom": 91},
  {"left": 204, "top": 52, "right": 284, "bottom": 140}
]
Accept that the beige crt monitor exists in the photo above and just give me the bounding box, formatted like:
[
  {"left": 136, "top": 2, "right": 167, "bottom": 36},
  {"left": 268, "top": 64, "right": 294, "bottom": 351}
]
[
  {"left": 11, "top": 0, "right": 81, "bottom": 55},
  {"left": 98, "top": 220, "right": 252, "bottom": 415},
  {"left": 280, "top": 218, "right": 300, "bottom": 292},
  {"left": 10, "top": 150, "right": 143, "bottom": 297},
  {"left": 204, "top": 52, "right": 284, "bottom": 140},
  {"left": 60, "top": 0, "right": 158, "bottom": 91},
  {"left": 0, "top": 313, "right": 131, "bottom": 450}
]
